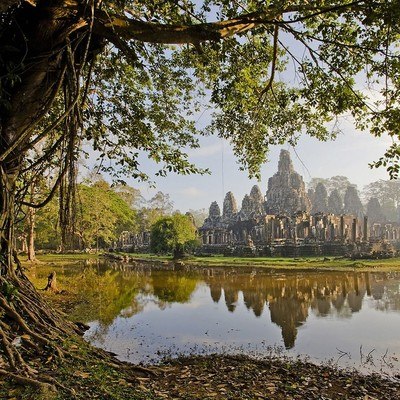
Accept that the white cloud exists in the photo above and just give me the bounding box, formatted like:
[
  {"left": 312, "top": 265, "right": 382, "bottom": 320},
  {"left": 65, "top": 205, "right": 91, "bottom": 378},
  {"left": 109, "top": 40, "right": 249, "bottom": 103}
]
[
  {"left": 179, "top": 187, "right": 207, "bottom": 199},
  {"left": 187, "top": 138, "right": 234, "bottom": 159}
]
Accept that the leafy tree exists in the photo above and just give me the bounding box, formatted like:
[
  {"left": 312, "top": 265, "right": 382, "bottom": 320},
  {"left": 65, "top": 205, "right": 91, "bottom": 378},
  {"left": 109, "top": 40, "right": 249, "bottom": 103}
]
[
  {"left": 309, "top": 176, "right": 353, "bottom": 198},
  {"left": 2, "top": 0, "right": 400, "bottom": 388},
  {"left": 308, "top": 178, "right": 330, "bottom": 193},
  {"left": 137, "top": 191, "right": 174, "bottom": 230},
  {"left": 187, "top": 208, "right": 208, "bottom": 228},
  {"left": 112, "top": 184, "right": 145, "bottom": 210},
  {"left": 34, "top": 196, "right": 61, "bottom": 250},
  {"left": 148, "top": 191, "right": 174, "bottom": 215},
  {"left": 76, "top": 180, "right": 138, "bottom": 250},
  {"left": 363, "top": 180, "right": 400, "bottom": 221},
  {"left": 327, "top": 176, "right": 354, "bottom": 198},
  {"left": 150, "top": 214, "right": 197, "bottom": 258},
  {"left": 366, "top": 197, "right": 384, "bottom": 223}
]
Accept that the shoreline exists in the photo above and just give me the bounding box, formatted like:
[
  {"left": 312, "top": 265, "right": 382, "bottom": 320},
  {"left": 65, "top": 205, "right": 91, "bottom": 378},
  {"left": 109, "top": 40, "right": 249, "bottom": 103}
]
[
  {"left": 103, "top": 252, "right": 400, "bottom": 272},
  {"left": 27, "top": 251, "right": 400, "bottom": 273},
  {"left": 9, "top": 255, "right": 399, "bottom": 399}
]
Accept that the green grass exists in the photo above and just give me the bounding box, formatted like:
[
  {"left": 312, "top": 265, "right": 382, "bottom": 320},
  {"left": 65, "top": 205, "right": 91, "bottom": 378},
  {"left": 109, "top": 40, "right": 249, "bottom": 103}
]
[
  {"left": 118, "top": 252, "right": 400, "bottom": 272},
  {"left": 33, "top": 253, "right": 99, "bottom": 263},
  {"left": 24, "top": 252, "right": 400, "bottom": 272}
]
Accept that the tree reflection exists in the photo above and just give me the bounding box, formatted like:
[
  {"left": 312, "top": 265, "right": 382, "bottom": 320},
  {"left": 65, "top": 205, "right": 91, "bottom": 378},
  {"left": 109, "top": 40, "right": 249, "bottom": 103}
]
[
  {"left": 70, "top": 267, "right": 147, "bottom": 325},
  {"left": 31, "top": 262, "right": 400, "bottom": 351},
  {"left": 150, "top": 274, "right": 198, "bottom": 304}
]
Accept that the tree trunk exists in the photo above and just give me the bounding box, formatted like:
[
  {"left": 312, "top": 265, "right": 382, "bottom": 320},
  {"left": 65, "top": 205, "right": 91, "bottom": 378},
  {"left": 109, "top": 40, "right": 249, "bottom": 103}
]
[
  {"left": 27, "top": 206, "right": 36, "bottom": 262},
  {"left": 0, "top": 165, "right": 18, "bottom": 277},
  {"left": 0, "top": 162, "right": 78, "bottom": 389},
  {"left": 44, "top": 271, "right": 58, "bottom": 293}
]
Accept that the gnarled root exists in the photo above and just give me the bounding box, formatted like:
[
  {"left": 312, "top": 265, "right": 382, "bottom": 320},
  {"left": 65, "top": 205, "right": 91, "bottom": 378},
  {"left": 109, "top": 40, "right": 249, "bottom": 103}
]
[{"left": 0, "top": 273, "right": 74, "bottom": 394}]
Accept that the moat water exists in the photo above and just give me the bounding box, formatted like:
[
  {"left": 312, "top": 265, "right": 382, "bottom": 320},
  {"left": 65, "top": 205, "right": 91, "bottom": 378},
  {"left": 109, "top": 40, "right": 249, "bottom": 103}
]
[{"left": 35, "top": 261, "right": 400, "bottom": 375}]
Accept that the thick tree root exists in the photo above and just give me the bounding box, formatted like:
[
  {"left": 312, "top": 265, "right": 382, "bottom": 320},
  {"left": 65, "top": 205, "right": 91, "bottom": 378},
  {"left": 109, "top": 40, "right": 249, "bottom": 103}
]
[
  {"left": 0, "top": 268, "right": 158, "bottom": 397},
  {"left": 0, "top": 368, "right": 56, "bottom": 392},
  {"left": 0, "top": 272, "right": 75, "bottom": 392}
]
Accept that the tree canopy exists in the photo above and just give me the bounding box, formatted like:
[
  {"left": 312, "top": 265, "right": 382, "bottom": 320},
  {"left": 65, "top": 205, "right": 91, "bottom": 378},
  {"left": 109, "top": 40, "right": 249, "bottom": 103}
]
[
  {"left": 150, "top": 214, "right": 197, "bottom": 258},
  {"left": 1, "top": 0, "right": 400, "bottom": 389},
  {"left": 2, "top": 1, "right": 400, "bottom": 192}
]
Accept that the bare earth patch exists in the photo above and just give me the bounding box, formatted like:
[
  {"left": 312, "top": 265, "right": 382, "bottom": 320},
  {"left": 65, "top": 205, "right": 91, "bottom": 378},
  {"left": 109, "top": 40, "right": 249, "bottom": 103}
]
[{"left": 145, "top": 354, "right": 400, "bottom": 400}]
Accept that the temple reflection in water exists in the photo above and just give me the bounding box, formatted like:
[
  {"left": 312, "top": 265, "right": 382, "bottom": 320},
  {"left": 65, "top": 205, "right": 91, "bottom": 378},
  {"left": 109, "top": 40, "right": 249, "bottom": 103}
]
[
  {"left": 204, "top": 271, "right": 398, "bottom": 349},
  {"left": 75, "top": 262, "right": 400, "bottom": 352}
]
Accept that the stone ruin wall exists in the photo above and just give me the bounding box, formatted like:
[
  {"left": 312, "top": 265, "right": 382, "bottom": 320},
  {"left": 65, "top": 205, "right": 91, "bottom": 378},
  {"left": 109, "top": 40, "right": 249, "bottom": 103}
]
[{"left": 199, "top": 149, "right": 400, "bottom": 257}]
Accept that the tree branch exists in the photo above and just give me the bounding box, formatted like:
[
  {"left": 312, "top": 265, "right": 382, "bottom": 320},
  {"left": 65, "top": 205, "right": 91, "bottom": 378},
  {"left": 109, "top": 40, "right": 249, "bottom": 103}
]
[{"left": 93, "top": 2, "right": 368, "bottom": 45}]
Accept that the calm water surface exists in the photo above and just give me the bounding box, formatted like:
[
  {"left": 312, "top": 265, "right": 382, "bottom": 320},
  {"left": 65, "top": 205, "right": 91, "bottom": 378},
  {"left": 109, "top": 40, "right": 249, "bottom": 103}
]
[{"left": 43, "top": 261, "right": 400, "bottom": 374}]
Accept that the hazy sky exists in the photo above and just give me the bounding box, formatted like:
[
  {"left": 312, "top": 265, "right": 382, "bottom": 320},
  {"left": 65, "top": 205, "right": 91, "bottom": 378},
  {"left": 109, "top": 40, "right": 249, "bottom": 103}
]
[{"left": 130, "top": 117, "right": 392, "bottom": 213}]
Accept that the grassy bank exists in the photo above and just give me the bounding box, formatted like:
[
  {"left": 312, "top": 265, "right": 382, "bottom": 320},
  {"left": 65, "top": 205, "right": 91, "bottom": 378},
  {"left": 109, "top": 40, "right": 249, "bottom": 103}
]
[
  {"left": 25, "top": 252, "right": 400, "bottom": 272},
  {"left": 110, "top": 252, "right": 400, "bottom": 272}
]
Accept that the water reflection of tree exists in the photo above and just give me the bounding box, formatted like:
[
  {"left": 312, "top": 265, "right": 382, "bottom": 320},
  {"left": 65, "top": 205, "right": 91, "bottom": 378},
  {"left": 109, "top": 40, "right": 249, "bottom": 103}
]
[
  {"left": 150, "top": 274, "right": 198, "bottom": 305},
  {"left": 43, "top": 262, "right": 400, "bottom": 350},
  {"left": 71, "top": 267, "right": 147, "bottom": 325},
  {"left": 206, "top": 271, "right": 400, "bottom": 349}
]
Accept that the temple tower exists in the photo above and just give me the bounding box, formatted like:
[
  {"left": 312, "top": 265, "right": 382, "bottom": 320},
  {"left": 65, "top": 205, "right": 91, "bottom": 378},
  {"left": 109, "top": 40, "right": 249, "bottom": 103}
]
[
  {"left": 223, "top": 191, "right": 238, "bottom": 219},
  {"left": 265, "top": 150, "right": 311, "bottom": 215}
]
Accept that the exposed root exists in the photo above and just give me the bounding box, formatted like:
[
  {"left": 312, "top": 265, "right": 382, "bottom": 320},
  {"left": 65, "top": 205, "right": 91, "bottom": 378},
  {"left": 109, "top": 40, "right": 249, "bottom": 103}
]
[
  {"left": 0, "top": 368, "right": 56, "bottom": 392},
  {"left": 41, "top": 374, "right": 77, "bottom": 397},
  {"left": 0, "top": 270, "right": 159, "bottom": 396},
  {"left": 0, "top": 272, "right": 74, "bottom": 391}
]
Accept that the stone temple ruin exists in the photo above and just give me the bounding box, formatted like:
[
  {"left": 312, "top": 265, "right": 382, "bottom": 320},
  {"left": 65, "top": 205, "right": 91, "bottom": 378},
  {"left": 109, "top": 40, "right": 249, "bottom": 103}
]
[{"left": 199, "top": 149, "right": 399, "bottom": 257}]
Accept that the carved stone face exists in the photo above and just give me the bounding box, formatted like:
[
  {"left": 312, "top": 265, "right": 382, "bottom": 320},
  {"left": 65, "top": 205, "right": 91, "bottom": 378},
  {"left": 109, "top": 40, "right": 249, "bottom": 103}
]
[
  {"left": 223, "top": 191, "right": 238, "bottom": 218},
  {"left": 277, "top": 149, "right": 293, "bottom": 174},
  {"left": 209, "top": 201, "right": 221, "bottom": 219},
  {"left": 265, "top": 149, "right": 311, "bottom": 215}
]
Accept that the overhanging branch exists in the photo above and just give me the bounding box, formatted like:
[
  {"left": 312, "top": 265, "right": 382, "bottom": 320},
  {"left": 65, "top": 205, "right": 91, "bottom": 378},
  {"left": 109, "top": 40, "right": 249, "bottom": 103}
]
[{"left": 93, "top": 1, "right": 369, "bottom": 45}]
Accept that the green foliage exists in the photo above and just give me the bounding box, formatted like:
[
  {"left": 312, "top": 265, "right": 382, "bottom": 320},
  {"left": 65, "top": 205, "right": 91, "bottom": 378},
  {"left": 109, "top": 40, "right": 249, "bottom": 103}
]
[
  {"left": 151, "top": 274, "right": 198, "bottom": 303},
  {"left": 150, "top": 214, "right": 197, "bottom": 256},
  {"left": 76, "top": 180, "right": 138, "bottom": 249},
  {"left": 71, "top": 267, "right": 143, "bottom": 325},
  {"left": 3, "top": 1, "right": 400, "bottom": 248},
  {"left": 1, "top": 281, "right": 18, "bottom": 302},
  {"left": 34, "top": 197, "right": 60, "bottom": 250},
  {"left": 76, "top": 1, "right": 400, "bottom": 180}
]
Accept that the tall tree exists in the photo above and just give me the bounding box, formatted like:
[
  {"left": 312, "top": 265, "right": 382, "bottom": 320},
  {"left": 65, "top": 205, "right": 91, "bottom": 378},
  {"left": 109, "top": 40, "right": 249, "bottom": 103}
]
[
  {"left": 366, "top": 197, "right": 384, "bottom": 223},
  {"left": 150, "top": 213, "right": 197, "bottom": 258},
  {"left": 76, "top": 180, "right": 138, "bottom": 250},
  {"left": 363, "top": 180, "right": 400, "bottom": 221},
  {"left": 1, "top": 0, "right": 400, "bottom": 389},
  {"left": 309, "top": 176, "right": 353, "bottom": 198},
  {"left": 187, "top": 208, "right": 208, "bottom": 228},
  {"left": 137, "top": 191, "right": 175, "bottom": 230}
]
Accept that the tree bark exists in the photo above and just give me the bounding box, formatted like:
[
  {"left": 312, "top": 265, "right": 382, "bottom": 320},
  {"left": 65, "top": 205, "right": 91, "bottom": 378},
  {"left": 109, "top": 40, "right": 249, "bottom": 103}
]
[
  {"left": 27, "top": 203, "right": 36, "bottom": 262},
  {"left": 0, "top": 165, "right": 18, "bottom": 276},
  {"left": 44, "top": 271, "right": 58, "bottom": 293}
]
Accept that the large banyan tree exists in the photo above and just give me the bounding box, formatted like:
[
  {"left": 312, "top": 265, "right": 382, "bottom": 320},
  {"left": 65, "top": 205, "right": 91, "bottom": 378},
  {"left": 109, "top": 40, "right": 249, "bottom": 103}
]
[{"left": 0, "top": 0, "right": 400, "bottom": 391}]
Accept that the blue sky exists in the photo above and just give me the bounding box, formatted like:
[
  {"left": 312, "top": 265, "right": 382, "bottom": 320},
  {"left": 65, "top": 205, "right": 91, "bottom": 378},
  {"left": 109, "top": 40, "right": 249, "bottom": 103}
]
[
  {"left": 129, "top": 120, "right": 392, "bottom": 213},
  {"left": 84, "top": 16, "right": 394, "bottom": 213}
]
